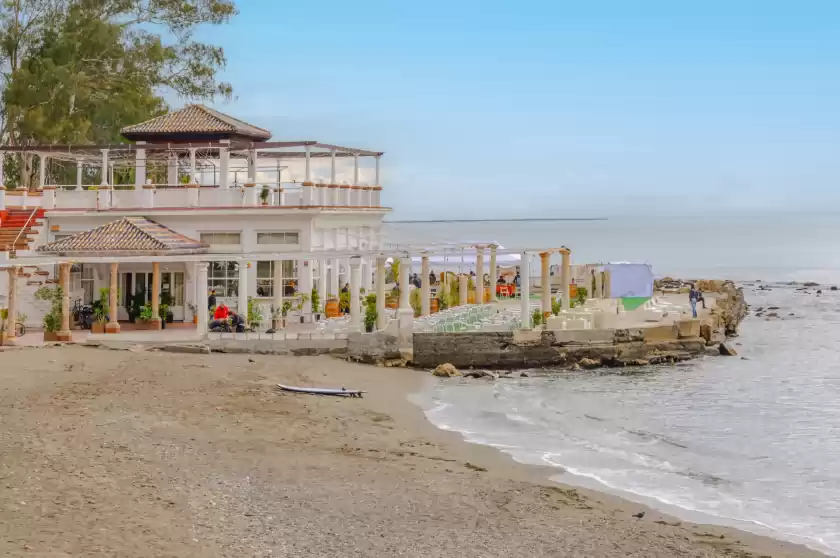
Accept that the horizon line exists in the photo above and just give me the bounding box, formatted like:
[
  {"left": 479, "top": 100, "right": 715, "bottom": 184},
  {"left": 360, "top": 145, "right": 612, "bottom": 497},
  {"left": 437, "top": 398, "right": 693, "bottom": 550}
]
[{"left": 384, "top": 218, "right": 609, "bottom": 224}]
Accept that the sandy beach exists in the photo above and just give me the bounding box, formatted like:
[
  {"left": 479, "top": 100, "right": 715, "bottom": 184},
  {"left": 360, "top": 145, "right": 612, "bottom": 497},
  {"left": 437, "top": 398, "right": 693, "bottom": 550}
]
[{"left": 0, "top": 346, "right": 822, "bottom": 557}]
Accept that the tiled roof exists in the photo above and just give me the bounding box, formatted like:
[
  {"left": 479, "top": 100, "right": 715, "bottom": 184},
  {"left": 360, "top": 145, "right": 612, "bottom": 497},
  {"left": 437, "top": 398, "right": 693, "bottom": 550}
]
[
  {"left": 36, "top": 217, "right": 208, "bottom": 255},
  {"left": 120, "top": 105, "right": 271, "bottom": 140}
]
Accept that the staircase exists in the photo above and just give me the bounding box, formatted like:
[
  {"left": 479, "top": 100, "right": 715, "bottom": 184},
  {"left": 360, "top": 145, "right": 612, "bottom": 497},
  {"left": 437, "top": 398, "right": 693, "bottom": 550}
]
[{"left": 0, "top": 208, "right": 45, "bottom": 253}]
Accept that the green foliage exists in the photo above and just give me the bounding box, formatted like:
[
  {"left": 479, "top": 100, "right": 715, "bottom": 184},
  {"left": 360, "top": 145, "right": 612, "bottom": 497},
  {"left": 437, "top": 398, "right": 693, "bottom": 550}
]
[
  {"left": 159, "top": 304, "right": 169, "bottom": 320},
  {"left": 388, "top": 258, "right": 401, "bottom": 285},
  {"left": 0, "top": 0, "right": 237, "bottom": 188},
  {"left": 551, "top": 297, "right": 561, "bottom": 316},
  {"left": 247, "top": 297, "right": 263, "bottom": 326},
  {"left": 575, "top": 286, "right": 588, "bottom": 307},
  {"left": 93, "top": 287, "right": 109, "bottom": 322},
  {"left": 339, "top": 291, "right": 350, "bottom": 313},
  {"left": 363, "top": 294, "right": 377, "bottom": 332},
  {"left": 409, "top": 288, "right": 421, "bottom": 317},
  {"left": 139, "top": 304, "right": 154, "bottom": 322},
  {"left": 35, "top": 285, "right": 64, "bottom": 332},
  {"left": 260, "top": 186, "right": 270, "bottom": 201},
  {"left": 436, "top": 288, "right": 450, "bottom": 310},
  {"left": 311, "top": 287, "right": 320, "bottom": 313},
  {"left": 531, "top": 309, "right": 543, "bottom": 327},
  {"left": 281, "top": 300, "right": 293, "bottom": 317}
]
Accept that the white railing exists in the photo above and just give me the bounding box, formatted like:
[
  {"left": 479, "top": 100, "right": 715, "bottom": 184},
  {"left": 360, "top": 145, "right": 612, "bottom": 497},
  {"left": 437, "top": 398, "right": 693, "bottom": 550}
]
[{"left": 40, "top": 182, "right": 384, "bottom": 211}]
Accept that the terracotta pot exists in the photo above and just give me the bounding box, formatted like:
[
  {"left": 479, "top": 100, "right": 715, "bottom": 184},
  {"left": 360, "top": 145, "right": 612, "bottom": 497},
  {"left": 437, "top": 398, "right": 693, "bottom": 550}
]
[
  {"left": 91, "top": 322, "right": 106, "bottom": 334},
  {"left": 431, "top": 298, "right": 439, "bottom": 313},
  {"left": 193, "top": 315, "right": 198, "bottom": 324},
  {"left": 43, "top": 331, "right": 59, "bottom": 342},
  {"left": 325, "top": 299, "right": 340, "bottom": 318}
]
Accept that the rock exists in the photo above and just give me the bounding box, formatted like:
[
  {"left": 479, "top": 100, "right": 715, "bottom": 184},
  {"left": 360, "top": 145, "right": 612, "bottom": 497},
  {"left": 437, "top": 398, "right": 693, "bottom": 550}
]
[
  {"left": 804, "top": 282, "right": 819, "bottom": 287},
  {"left": 704, "top": 346, "right": 721, "bottom": 357},
  {"left": 632, "top": 511, "right": 646, "bottom": 519},
  {"left": 699, "top": 324, "right": 712, "bottom": 343},
  {"left": 817, "top": 290, "right": 822, "bottom": 294},
  {"left": 432, "top": 363, "right": 460, "bottom": 377},
  {"left": 627, "top": 359, "right": 650, "bottom": 366},
  {"left": 766, "top": 312, "right": 779, "bottom": 318},
  {"left": 719, "top": 343, "right": 738, "bottom": 356},
  {"left": 463, "top": 370, "right": 499, "bottom": 379},
  {"left": 788, "top": 313, "right": 795, "bottom": 317},
  {"left": 519, "top": 371, "right": 530, "bottom": 378},
  {"left": 384, "top": 358, "right": 407, "bottom": 368},
  {"left": 578, "top": 358, "right": 601, "bottom": 370},
  {"left": 767, "top": 306, "right": 779, "bottom": 310},
  {"left": 831, "top": 286, "right": 838, "bottom": 291}
]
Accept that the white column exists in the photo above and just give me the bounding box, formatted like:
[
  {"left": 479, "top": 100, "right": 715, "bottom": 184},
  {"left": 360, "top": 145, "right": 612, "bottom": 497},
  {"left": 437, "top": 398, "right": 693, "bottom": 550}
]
[
  {"left": 330, "top": 149, "right": 337, "bottom": 185},
  {"left": 38, "top": 154, "right": 46, "bottom": 188},
  {"left": 375, "top": 257, "right": 387, "bottom": 330},
  {"left": 595, "top": 270, "right": 604, "bottom": 299},
  {"left": 375, "top": 155, "right": 380, "bottom": 185},
  {"left": 489, "top": 245, "right": 498, "bottom": 302},
  {"left": 318, "top": 259, "right": 328, "bottom": 313},
  {"left": 561, "top": 250, "right": 571, "bottom": 308},
  {"left": 459, "top": 274, "right": 468, "bottom": 306},
  {"left": 134, "top": 142, "right": 146, "bottom": 188},
  {"left": 218, "top": 145, "right": 229, "bottom": 188},
  {"left": 100, "top": 149, "right": 109, "bottom": 185},
  {"left": 420, "top": 255, "right": 430, "bottom": 316},
  {"left": 329, "top": 259, "right": 340, "bottom": 297},
  {"left": 189, "top": 148, "right": 197, "bottom": 183},
  {"left": 540, "top": 252, "right": 551, "bottom": 320},
  {"left": 273, "top": 260, "right": 283, "bottom": 324},
  {"left": 475, "top": 246, "right": 485, "bottom": 304},
  {"left": 349, "top": 257, "right": 362, "bottom": 331},
  {"left": 197, "top": 263, "right": 209, "bottom": 335},
  {"left": 399, "top": 260, "right": 411, "bottom": 311},
  {"left": 248, "top": 148, "right": 257, "bottom": 182},
  {"left": 106, "top": 263, "right": 120, "bottom": 333},
  {"left": 299, "top": 259, "right": 313, "bottom": 314},
  {"left": 238, "top": 261, "right": 249, "bottom": 316},
  {"left": 166, "top": 153, "right": 178, "bottom": 186},
  {"left": 353, "top": 153, "right": 359, "bottom": 184},
  {"left": 76, "top": 161, "right": 83, "bottom": 191},
  {"left": 305, "top": 144, "right": 312, "bottom": 182},
  {"left": 520, "top": 252, "right": 531, "bottom": 328}
]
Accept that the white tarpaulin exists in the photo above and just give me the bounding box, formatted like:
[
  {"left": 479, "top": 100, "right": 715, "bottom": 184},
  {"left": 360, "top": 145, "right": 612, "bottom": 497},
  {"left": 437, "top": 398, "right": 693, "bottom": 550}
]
[{"left": 603, "top": 262, "right": 654, "bottom": 298}]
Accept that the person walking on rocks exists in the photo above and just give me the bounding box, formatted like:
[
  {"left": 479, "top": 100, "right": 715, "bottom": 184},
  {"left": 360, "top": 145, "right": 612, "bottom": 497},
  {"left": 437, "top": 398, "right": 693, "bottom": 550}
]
[{"left": 689, "top": 285, "right": 699, "bottom": 318}]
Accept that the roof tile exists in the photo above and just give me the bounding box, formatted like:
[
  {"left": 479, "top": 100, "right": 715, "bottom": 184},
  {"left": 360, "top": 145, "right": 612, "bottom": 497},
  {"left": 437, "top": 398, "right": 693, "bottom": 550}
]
[{"left": 120, "top": 105, "right": 271, "bottom": 140}]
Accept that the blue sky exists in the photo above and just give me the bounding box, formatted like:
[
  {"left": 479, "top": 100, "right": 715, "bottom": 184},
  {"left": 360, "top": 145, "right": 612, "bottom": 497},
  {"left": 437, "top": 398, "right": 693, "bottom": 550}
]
[{"left": 199, "top": 0, "right": 840, "bottom": 219}]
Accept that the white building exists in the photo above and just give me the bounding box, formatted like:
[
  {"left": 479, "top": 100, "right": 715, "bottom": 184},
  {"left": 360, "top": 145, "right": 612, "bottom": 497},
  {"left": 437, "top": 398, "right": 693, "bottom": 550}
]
[{"left": 0, "top": 105, "right": 389, "bottom": 333}]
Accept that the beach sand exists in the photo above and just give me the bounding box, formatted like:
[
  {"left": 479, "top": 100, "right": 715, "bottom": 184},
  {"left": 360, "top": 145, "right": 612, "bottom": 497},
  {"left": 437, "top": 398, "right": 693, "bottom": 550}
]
[{"left": 0, "top": 346, "right": 822, "bottom": 557}]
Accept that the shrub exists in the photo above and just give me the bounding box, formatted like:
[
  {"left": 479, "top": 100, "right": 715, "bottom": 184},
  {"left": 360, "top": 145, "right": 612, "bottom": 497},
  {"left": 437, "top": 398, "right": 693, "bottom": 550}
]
[
  {"left": 363, "top": 294, "right": 377, "bottom": 331},
  {"left": 531, "top": 309, "right": 543, "bottom": 327},
  {"left": 35, "top": 285, "right": 64, "bottom": 332}
]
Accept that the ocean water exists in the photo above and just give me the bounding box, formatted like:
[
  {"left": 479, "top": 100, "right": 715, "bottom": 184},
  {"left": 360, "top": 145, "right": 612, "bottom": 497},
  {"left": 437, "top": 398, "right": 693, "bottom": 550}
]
[{"left": 389, "top": 215, "right": 840, "bottom": 556}]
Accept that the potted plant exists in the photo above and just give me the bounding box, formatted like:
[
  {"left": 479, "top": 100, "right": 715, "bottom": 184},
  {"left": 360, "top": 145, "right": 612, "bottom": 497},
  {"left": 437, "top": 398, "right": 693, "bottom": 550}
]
[
  {"left": 35, "top": 285, "right": 63, "bottom": 342},
  {"left": 158, "top": 304, "right": 169, "bottom": 329},
  {"left": 188, "top": 303, "right": 198, "bottom": 324},
  {"left": 137, "top": 303, "right": 154, "bottom": 329},
  {"left": 247, "top": 297, "right": 264, "bottom": 330},
  {"left": 91, "top": 287, "right": 109, "bottom": 333},
  {"left": 311, "top": 287, "right": 321, "bottom": 320},
  {"left": 363, "top": 294, "right": 377, "bottom": 332},
  {"left": 160, "top": 292, "right": 174, "bottom": 323},
  {"left": 295, "top": 293, "right": 310, "bottom": 323},
  {"left": 259, "top": 186, "right": 270, "bottom": 206},
  {"left": 338, "top": 291, "right": 350, "bottom": 314}
]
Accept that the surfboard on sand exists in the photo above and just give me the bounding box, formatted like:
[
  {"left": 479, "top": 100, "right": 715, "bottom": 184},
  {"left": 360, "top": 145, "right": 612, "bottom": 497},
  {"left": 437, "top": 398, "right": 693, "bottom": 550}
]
[{"left": 277, "top": 384, "right": 364, "bottom": 398}]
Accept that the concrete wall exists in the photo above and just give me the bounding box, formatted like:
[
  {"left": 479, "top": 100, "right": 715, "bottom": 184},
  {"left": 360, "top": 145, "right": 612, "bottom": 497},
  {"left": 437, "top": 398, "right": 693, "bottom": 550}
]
[{"left": 413, "top": 321, "right": 709, "bottom": 370}]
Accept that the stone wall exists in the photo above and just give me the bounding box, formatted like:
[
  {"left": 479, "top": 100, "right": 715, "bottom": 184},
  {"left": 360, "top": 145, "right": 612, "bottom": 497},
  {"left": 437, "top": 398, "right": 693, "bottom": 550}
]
[{"left": 413, "top": 322, "right": 710, "bottom": 370}]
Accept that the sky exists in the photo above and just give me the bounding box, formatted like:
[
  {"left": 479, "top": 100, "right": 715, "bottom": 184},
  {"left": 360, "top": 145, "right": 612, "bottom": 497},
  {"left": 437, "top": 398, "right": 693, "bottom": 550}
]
[{"left": 196, "top": 0, "right": 840, "bottom": 219}]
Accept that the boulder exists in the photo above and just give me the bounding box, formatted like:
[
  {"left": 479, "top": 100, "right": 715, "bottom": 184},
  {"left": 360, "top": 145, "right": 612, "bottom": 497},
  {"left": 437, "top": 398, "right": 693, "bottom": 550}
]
[
  {"left": 719, "top": 343, "right": 738, "bottom": 357},
  {"left": 432, "top": 363, "right": 460, "bottom": 377},
  {"left": 464, "top": 370, "right": 499, "bottom": 380},
  {"left": 831, "top": 286, "right": 838, "bottom": 291},
  {"left": 804, "top": 282, "right": 819, "bottom": 287},
  {"left": 578, "top": 358, "right": 601, "bottom": 370}
]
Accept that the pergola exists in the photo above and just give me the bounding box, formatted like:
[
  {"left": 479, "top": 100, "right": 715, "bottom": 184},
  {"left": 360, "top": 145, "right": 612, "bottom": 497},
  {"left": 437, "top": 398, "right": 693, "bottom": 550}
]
[{"left": 0, "top": 105, "right": 385, "bottom": 190}]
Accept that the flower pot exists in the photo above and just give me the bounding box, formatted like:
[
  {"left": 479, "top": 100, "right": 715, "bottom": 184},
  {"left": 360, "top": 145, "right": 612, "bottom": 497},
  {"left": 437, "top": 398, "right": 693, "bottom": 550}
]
[
  {"left": 365, "top": 322, "right": 374, "bottom": 333},
  {"left": 325, "top": 299, "right": 340, "bottom": 318},
  {"left": 136, "top": 321, "right": 150, "bottom": 330},
  {"left": 431, "top": 298, "right": 439, "bottom": 313},
  {"left": 43, "top": 331, "right": 59, "bottom": 342},
  {"left": 193, "top": 315, "right": 198, "bottom": 325},
  {"left": 91, "top": 322, "right": 106, "bottom": 334}
]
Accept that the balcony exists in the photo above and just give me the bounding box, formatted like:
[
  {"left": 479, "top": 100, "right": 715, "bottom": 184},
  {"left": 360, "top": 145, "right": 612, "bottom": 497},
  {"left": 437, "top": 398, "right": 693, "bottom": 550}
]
[{"left": 0, "top": 183, "right": 385, "bottom": 212}]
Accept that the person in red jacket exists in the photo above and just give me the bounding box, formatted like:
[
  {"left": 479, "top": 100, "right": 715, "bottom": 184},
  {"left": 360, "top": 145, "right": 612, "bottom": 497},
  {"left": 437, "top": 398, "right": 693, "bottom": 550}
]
[{"left": 213, "top": 303, "right": 230, "bottom": 320}]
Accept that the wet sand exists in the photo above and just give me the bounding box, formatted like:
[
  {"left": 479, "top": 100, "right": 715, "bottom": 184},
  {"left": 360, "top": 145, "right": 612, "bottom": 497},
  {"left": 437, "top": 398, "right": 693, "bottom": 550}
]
[{"left": 0, "top": 346, "right": 822, "bottom": 557}]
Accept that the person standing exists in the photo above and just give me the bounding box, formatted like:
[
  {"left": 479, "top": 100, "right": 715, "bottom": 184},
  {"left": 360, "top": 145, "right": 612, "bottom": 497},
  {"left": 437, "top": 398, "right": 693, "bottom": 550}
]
[
  {"left": 688, "top": 285, "right": 699, "bottom": 318},
  {"left": 208, "top": 289, "right": 217, "bottom": 310}
]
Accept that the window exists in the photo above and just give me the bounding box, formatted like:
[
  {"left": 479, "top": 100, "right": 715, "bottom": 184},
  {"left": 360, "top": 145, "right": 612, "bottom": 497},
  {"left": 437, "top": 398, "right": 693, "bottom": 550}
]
[
  {"left": 256, "top": 231, "right": 300, "bottom": 245},
  {"left": 208, "top": 261, "right": 240, "bottom": 298},
  {"left": 255, "top": 260, "right": 297, "bottom": 298},
  {"left": 200, "top": 232, "right": 241, "bottom": 245}
]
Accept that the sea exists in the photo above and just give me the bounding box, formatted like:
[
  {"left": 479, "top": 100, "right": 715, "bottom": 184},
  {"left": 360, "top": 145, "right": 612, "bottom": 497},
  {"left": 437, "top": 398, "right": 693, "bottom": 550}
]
[{"left": 386, "top": 214, "right": 840, "bottom": 556}]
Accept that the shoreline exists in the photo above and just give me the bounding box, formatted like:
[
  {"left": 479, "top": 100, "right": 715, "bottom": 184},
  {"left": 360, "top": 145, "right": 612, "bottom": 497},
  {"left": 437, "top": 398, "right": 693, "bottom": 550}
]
[
  {"left": 0, "top": 346, "right": 825, "bottom": 557},
  {"left": 409, "top": 375, "right": 827, "bottom": 558}
]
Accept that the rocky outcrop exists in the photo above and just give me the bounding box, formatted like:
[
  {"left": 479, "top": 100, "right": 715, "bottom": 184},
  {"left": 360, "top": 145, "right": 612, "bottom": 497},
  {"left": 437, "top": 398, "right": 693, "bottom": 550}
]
[
  {"left": 432, "top": 363, "right": 460, "bottom": 377},
  {"left": 713, "top": 282, "right": 748, "bottom": 336}
]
